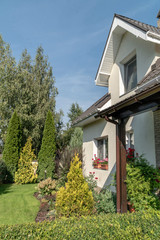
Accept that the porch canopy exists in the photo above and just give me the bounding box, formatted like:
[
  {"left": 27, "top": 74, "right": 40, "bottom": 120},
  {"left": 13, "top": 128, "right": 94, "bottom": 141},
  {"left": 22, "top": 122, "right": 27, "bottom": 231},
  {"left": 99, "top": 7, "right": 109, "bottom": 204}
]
[{"left": 97, "top": 66, "right": 160, "bottom": 213}]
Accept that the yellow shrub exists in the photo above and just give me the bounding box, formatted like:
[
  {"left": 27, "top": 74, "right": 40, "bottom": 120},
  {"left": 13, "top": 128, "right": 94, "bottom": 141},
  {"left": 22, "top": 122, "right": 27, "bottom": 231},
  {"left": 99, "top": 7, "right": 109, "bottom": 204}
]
[
  {"left": 15, "top": 137, "right": 37, "bottom": 184},
  {"left": 55, "top": 154, "right": 94, "bottom": 217}
]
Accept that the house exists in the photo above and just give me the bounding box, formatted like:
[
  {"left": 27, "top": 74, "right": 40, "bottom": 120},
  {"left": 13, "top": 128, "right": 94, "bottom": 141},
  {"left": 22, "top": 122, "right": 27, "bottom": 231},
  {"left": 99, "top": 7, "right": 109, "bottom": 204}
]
[{"left": 74, "top": 12, "right": 160, "bottom": 212}]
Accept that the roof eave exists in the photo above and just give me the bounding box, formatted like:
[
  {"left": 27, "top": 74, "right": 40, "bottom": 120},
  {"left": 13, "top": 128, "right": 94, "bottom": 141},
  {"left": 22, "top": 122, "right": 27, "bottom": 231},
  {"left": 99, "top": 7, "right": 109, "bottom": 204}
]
[
  {"left": 98, "top": 79, "right": 160, "bottom": 119},
  {"left": 74, "top": 112, "right": 100, "bottom": 127}
]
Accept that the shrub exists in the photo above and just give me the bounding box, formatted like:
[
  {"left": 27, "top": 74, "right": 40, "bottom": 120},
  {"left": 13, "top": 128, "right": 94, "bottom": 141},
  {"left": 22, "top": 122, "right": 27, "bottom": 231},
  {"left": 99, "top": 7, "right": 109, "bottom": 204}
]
[
  {"left": 37, "top": 177, "right": 56, "bottom": 196},
  {"left": 55, "top": 154, "right": 94, "bottom": 217},
  {"left": 38, "top": 111, "right": 56, "bottom": 180},
  {"left": 15, "top": 137, "right": 37, "bottom": 184},
  {"left": 126, "top": 153, "right": 160, "bottom": 211},
  {"left": 57, "top": 145, "right": 83, "bottom": 188},
  {"left": 126, "top": 163, "right": 160, "bottom": 211},
  {"left": 3, "top": 111, "right": 21, "bottom": 182},
  {"left": 0, "top": 209, "right": 160, "bottom": 239},
  {"left": 0, "top": 160, "right": 7, "bottom": 183},
  {"left": 94, "top": 188, "right": 116, "bottom": 214}
]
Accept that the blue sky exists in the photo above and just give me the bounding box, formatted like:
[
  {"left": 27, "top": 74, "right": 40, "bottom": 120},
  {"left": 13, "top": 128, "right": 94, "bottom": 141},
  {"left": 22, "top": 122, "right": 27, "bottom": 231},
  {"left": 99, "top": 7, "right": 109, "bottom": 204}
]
[{"left": 0, "top": 0, "right": 159, "bottom": 124}]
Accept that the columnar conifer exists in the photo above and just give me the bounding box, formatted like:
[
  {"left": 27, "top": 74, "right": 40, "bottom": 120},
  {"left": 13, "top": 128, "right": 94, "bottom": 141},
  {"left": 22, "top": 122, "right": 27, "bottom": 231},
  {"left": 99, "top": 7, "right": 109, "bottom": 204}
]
[
  {"left": 38, "top": 111, "right": 56, "bottom": 180},
  {"left": 3, "top": 111, "right": 21, "bottom": 182}
]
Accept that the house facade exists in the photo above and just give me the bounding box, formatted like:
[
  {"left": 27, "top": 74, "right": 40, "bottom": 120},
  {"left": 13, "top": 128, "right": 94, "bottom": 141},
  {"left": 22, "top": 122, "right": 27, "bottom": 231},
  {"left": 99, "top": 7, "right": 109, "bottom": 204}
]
[{"left": 74, "top": 13, "right": 160, "bottom": 190}]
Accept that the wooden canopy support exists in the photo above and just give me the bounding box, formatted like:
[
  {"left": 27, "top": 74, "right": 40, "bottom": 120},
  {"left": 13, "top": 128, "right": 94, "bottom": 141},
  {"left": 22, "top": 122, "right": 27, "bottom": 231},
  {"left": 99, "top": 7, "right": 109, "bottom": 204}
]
[
  {"left": 104, "top": 116, "right": 127, "bottom": 213},
  {"left": 116, "top": 120, "right": 127, "bottom": 213}
]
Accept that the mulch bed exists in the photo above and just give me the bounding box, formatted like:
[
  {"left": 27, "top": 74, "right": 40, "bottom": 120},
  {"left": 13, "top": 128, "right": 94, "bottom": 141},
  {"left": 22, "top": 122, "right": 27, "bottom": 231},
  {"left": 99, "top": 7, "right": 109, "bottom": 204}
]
[{"left": 34, "top": 192, "right": 56, "bottom": 223}]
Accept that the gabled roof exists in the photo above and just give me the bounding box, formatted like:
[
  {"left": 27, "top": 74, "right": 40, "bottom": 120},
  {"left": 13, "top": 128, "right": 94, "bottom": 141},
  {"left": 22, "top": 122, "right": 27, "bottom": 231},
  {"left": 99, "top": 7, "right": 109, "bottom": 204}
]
[
  {"left": 115, "top": 14, "right": 160, "bottom": 35},
  {"left": 74, "top": 93, "right": 111, "bottom": 126},
  {"left": 95, "top": 13, "right": 160, "bottom": 87}
]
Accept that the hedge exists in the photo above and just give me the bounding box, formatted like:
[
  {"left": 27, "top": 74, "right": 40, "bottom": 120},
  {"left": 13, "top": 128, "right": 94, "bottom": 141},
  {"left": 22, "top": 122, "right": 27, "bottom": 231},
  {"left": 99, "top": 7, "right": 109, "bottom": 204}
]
[{"left": 0, "top": 209, "right": 160, "bottom": 239}]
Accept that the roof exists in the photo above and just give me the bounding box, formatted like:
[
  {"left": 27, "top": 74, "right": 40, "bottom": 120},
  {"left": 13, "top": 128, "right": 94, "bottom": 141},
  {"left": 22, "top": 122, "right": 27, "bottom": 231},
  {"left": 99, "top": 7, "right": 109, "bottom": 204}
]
[
  {"left": 138, "top": 58, "right": 160, "bottom": 86},
  {"left": 98, "top": 58, "right": 160, "bottom": 119},
  {"left": 115, "top": 14, "right": 160, "bottom": 35},
  {"left": 74, "top": 93, "right": 111, "bottom": 125},
  {"left": 95, "top": 13, "right": 160, "bottom": 87}
]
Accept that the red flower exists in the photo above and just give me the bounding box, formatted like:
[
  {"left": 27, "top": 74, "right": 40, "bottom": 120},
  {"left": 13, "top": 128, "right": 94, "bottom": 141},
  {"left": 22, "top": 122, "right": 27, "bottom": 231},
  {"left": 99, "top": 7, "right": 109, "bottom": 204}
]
[
  {"left": 95, "top": 177, "right": 98, "bottom": 180},
  {"left": 93, "top": 172, "right": 95, "bottom": 174}
]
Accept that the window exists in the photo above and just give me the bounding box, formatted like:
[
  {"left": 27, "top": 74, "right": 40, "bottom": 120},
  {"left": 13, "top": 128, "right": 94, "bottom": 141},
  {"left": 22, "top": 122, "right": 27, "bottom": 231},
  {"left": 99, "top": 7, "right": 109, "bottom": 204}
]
[
  {"left": 97, "top": 137, "right": 108, "bottom": 160},
  {"left": 126, "top": 131, "right": 134, "bottom": 149},
  {"left": 124, "top": 56, "right": 137, "bottom": 92}
]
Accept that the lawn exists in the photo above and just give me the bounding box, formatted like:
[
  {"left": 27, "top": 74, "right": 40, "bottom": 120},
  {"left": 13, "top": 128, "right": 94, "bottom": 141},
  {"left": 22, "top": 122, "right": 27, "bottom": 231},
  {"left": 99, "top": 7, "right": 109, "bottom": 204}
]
[{"left": 0, "top": 183, "right": 39, "bottom": 225}]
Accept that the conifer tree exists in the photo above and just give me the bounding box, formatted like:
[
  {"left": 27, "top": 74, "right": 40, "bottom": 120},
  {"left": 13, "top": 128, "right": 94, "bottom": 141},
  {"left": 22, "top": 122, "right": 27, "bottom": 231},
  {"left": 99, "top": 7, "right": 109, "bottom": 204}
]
[
  {"left": 15, "top": 137, "right": 37, "bottom": 184},
  {"left": 56, "top": 154, "right": 94, "bottom": 217},
  {"left": 69, "top": 127, "right": 83, "bottom": 148},
  {"left": 38, "top": 111, "right": 56, "bottom": 180},
  {"left": 3, "top": 111, "right": 21, "bottom": 182}
]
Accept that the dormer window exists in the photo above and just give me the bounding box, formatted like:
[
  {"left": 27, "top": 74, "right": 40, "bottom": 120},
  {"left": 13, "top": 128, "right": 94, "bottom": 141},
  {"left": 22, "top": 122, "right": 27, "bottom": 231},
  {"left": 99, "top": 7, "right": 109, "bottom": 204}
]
[{"left": 124, "top": 56, "right": 137, "bottom": 92}]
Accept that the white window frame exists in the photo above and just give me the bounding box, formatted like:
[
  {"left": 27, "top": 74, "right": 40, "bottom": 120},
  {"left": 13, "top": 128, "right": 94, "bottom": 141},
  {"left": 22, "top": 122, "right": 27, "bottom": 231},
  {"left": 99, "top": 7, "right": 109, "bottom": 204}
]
[
  {"left": 126, "top": 131, "right": 134, "bottom": 149},
  {"left": 124, "top": 56, "right": 137, "bottom": 92},
  {"left": 119, "top": 50, "right": 137, "bottom": 96},
  {"left": 94, "top": 136, "right": 108, "bottom": 160}
]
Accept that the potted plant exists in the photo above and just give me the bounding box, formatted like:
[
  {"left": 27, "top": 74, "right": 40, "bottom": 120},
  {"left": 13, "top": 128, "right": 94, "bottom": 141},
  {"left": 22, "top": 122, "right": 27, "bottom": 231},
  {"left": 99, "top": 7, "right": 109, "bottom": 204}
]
[
  {"left": 99, "top": 158, "right": 108, "bottom": 170},
  {"left": 92, "top": 155, "right": 108, "bottom": 170}
]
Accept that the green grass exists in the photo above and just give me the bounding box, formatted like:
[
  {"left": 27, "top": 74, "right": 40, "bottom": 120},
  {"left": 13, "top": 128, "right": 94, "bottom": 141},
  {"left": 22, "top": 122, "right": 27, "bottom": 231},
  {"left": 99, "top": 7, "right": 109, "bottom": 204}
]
[{"left": 0, "top": 184, "right": 40, "bottom": 225}]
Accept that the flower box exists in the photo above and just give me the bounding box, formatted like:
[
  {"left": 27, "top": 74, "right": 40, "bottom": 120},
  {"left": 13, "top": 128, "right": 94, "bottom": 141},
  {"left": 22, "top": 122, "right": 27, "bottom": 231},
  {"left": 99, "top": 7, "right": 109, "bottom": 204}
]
[{"left": 93, "top": 164, "right": 108, "bottom": 170}]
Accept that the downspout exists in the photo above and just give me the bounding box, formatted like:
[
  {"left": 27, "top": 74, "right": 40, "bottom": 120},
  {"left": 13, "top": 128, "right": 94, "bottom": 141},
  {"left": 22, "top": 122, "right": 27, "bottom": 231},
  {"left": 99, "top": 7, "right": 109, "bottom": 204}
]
[{"left": 104, "top": 116, "right": 121, "bottom": 213}]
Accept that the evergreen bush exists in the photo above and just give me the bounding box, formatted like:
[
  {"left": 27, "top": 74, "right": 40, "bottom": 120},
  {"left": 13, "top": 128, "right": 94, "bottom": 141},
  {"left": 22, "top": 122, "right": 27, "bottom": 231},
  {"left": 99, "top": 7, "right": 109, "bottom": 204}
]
[
  {"left": 57, "top": 145, "right": 83, "bottom": 188},
  {"left": 0, "top": 210, "right": 160, "bottom": 239},
  {"left": 38, "top": 111, "right": 56, "bottom": 180},
  {"left": 3, "top": 111, "right": 21, "bottom": 182},
  {"left": 94, "top": 188, "right": 116, "bottom": 214},
  {"left": 0, "top": 160, "right": 7, "bottom": 183},
  {"left": 15, "top": 137, "right": 37, "bottom": 184},
  {"left": 55, "top": 154, "right": 94, "bottom": 217},
  {"left": 126, "top": 154, "right": 160, "bottom": 211}
]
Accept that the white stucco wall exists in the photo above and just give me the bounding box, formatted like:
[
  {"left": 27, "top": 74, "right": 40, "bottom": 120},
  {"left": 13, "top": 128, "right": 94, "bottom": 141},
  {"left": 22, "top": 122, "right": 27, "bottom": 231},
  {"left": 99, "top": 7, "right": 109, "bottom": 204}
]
[
  {"left": 83, "top": 119, "right": 116, "bottom": 189},
  {"left": 133, "top": 111, "right": 156, "bottom": 166},
  {"left": 109, "top": 31, "right": 160, "bottom": 105},
  {"left": 125, "top": 111, "right": 156, "bottom": 166}
]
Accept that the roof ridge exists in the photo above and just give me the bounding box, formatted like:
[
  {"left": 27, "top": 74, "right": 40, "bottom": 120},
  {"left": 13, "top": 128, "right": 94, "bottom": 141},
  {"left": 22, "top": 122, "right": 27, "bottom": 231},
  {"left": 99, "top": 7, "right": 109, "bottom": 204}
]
[{"left": 115, "top": 13, "right": 159, "bottom": 32}]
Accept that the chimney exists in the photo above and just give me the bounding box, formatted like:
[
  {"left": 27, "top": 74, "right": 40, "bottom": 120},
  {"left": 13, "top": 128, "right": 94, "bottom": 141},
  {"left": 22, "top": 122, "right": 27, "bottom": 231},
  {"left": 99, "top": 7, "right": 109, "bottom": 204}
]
[{"left": 157, "top": 10, "right": 160, "bottom": 28}]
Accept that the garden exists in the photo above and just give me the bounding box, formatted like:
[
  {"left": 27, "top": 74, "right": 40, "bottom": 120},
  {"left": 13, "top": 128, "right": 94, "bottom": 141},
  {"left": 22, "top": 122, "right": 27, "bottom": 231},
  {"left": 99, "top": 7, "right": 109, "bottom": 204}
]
[{"left": 1, "top": 148, "right": 160, "bottom": 239}]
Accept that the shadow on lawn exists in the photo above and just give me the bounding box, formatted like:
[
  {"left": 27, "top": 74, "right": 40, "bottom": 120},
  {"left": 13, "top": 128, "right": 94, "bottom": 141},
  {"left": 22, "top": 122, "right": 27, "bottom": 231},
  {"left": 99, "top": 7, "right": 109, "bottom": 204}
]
[{"left": 0, "top": 184, "right": 13, "bottom": 195}]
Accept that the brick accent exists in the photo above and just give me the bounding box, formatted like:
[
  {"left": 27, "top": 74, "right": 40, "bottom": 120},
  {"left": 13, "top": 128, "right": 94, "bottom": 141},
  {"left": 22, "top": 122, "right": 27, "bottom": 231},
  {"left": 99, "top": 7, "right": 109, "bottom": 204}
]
[{"left": 153, "top": 110, "right": 160, "bottom": 167}]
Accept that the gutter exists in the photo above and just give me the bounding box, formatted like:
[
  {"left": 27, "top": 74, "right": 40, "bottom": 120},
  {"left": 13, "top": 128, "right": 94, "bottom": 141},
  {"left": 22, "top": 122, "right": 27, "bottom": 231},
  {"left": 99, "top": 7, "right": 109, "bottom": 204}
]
[
  {"left": 147, "top": 31, "right": 160, "bottom": 41},
  {"left": 98, "top": 78, "right": 160, "bottom": 118}
]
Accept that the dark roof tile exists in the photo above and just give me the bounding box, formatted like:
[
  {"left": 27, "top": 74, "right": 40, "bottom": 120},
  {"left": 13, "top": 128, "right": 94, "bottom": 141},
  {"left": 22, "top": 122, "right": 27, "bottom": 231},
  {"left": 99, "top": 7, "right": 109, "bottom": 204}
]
[
  {"left": 74, "top": 93, "right": 111, "bottom": 124},
  {"left": 138, "top": 58, "right": 160, "bottom": 86},
  {"left": 115, "top": 14, "right": 160, "bottom": 34}
]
